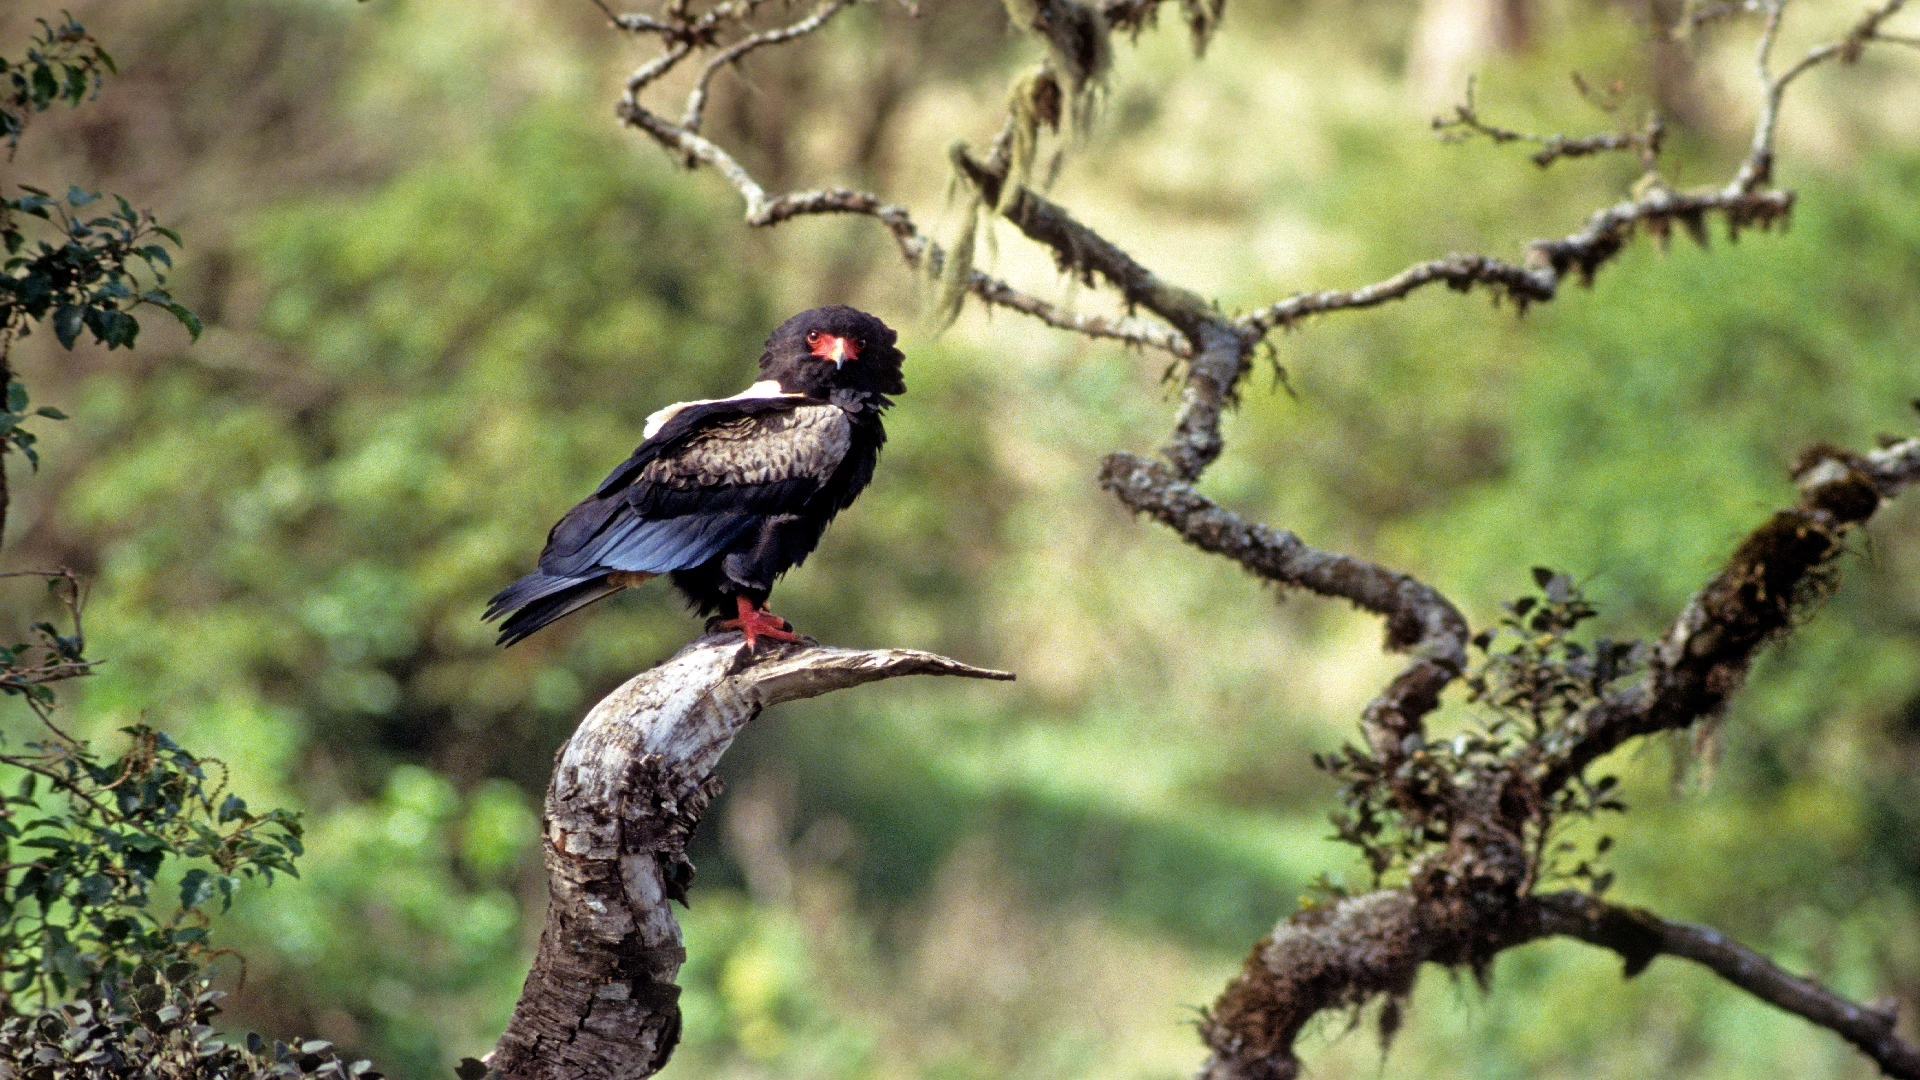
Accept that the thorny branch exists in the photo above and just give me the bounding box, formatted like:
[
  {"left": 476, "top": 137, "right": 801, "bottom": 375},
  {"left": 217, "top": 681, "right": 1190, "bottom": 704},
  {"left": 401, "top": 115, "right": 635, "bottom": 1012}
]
[{"left": 594, "top": 0, "right": 1920, "bottom": 1075}]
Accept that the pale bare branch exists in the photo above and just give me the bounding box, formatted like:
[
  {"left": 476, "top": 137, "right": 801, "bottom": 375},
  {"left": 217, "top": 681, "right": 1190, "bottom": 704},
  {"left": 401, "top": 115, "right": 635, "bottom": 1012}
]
[
  {"left": 490, "top": 635, "right": 1010, "bottom": 1080},
  {"left": 682, "top": 0, "right": 855, "bottom": 133},
  {"left": 1731, "top": 0, "right": 1911, "bottom": 193}
]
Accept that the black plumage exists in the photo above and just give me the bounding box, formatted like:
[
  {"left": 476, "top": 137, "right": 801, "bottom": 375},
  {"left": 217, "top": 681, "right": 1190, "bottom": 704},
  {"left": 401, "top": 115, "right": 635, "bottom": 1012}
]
[{"left": 486, "top": 305, "right": 905, "bottom": 647}]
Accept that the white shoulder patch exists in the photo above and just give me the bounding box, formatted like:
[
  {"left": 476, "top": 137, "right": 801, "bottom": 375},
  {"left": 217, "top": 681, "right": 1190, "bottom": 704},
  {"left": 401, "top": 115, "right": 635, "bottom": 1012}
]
[{"left": 641, "top": 380, "right": 797, "bottom": 440}]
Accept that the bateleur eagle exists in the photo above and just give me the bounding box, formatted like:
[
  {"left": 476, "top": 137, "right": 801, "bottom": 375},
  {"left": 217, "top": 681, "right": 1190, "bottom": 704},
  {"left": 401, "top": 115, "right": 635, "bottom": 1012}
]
[{"left": 485, "top": 305, "right": 904, "bottom": 647}]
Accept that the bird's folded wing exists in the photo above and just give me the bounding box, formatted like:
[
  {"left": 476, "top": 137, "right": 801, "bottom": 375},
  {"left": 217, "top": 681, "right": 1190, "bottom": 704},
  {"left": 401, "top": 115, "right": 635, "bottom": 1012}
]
[{"left": 537, "top": 402, "right": 853, "bottom": 577}]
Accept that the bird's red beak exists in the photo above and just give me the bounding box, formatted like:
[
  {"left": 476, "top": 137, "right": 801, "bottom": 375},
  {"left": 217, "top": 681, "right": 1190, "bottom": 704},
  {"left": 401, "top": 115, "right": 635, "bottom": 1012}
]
[{"left": 810, "top": 334, "right": 858, "bottom": 368}]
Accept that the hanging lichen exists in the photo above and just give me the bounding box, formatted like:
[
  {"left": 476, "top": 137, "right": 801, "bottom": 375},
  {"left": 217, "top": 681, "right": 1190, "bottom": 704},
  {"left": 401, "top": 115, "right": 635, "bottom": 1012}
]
[
  {"left": 999, "top": 66, "right": 1063, "bottom": 213},
  {"left": 1001, "top": 0, "right": 1109, "bottom": 128},
  {"left": 1178, "top": 0, "right": 1226, "bottom": 55},
  {"left": 931, "top": 184, "right": 982, "bottom": 332}
]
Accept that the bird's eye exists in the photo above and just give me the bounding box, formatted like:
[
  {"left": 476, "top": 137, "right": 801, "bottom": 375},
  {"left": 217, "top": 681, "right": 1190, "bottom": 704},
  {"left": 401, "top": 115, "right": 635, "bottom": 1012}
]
[
  {"left": 853, "top": 337, "right": 864, "bottom": 349},
  {"left": 806, "top": 330, "right": 821, "bottom": 344}
]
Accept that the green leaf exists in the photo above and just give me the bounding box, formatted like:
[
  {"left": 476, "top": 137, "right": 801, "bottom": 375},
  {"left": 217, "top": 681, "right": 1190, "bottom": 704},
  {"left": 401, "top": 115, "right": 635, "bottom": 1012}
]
[
  {"left": 77, "top": 874, "right": 113, "bottom": 905},
  {"left": 65, "top": 185, "right": 97, "bottom": 207},
  {"left": 178, "top": 869, "right": 215, "bottom": 911},
  {"left": 163, "top": 302, "right": 202, "bottom": 341},
  {"left": 31, "top": 65, "right": 57, "bottom": 108},
  {"left": 51, "top": 305, "right": 82, "bottom": 349},
  {"left": 33, "top": 406, "right": 65, "bottom": 420}
]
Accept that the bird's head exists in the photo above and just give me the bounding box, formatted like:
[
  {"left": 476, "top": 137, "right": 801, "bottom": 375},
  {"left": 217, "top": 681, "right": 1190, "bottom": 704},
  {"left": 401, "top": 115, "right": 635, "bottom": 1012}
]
[{"left": 759, "top": 305, "right": 905, "bottom": 404}]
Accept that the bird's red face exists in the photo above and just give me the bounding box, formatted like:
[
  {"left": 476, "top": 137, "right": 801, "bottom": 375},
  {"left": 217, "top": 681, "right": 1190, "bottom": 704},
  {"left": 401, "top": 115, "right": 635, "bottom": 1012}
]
[
  {"left": 760, "top": 305, "right": 903, "bottom": 399},
  {"left": 805, "top": 329, "right": 862, "bottom": 368}
]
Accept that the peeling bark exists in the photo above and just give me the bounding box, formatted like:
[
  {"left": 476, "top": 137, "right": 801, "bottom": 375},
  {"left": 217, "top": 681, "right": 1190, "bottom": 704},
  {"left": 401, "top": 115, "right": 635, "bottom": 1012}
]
[{"left": 487, "top": 634, "right": 1011, "bottom": 1080}]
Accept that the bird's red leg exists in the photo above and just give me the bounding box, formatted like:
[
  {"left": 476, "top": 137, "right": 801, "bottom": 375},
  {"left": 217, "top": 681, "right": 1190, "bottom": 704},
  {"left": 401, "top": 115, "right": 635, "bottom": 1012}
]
[{"left": 719, "top": 595, "right": 801, "bottom": 649}]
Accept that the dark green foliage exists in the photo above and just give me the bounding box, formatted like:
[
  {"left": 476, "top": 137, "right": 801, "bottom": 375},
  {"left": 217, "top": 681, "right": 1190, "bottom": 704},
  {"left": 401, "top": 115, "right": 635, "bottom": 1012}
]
[
  {"left": 0, "top": 963, "right": 380, "bottom": 1079},
  {"left": 0, "top": 19, "right": 314, "bottom": 1070},
  {"left": 0, "top": 12, "right": 197, "bottom": 497},
  {"left": 0, "top": 571, "right": 91, "bottom": 704},
  {"left": 1317, "top": 573, "right": 1638, "bottom": 890},
  {"left": 1, "top": 184, "right": 199, "bottom": 357},
  {"left": 0, "top": 721, "right": 303, "bottom": 1013},
  {"left": 0, "top": 13, "right": 114, "bottom": 152},
  {"left": 1466, "top": 568, "right": 1646, "bottom": 743}
]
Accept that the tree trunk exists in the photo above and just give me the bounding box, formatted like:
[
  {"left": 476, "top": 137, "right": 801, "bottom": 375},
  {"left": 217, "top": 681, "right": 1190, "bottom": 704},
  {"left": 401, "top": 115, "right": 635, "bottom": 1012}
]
[{"left": 485, "top": 634, "right": 1012, "bottom": 1080}]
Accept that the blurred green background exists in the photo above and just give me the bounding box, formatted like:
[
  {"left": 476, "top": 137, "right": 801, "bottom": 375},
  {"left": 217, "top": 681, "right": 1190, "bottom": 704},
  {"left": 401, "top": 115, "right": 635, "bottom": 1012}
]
[{"left": 2, "top": 0, "right": 1918, "bottom": 1076}]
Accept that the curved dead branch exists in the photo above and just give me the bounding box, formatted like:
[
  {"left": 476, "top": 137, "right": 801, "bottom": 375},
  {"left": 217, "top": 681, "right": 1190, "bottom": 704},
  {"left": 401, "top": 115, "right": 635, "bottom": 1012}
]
[
  {"left": 487, "top": 634, "right": 1011, "bottom": 1080},
  {"left": 1098, "top": 453, "right": 1468, "bottom": 767}
]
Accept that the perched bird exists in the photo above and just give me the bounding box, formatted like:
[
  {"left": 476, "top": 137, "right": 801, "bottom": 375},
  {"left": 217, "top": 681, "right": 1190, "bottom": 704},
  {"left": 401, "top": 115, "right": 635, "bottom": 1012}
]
[{"left": 485, "top": 305, "right": 905, "bottom": 648}]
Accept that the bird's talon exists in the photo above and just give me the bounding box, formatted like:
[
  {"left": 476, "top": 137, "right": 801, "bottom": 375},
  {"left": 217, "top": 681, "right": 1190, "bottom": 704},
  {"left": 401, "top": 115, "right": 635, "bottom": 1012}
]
[{"left": 719, "top": 596, "right": 802, "bottom": 649}]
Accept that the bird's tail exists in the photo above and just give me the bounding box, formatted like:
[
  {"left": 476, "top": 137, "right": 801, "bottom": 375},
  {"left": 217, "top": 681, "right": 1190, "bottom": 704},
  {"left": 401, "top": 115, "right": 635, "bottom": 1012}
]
[{"left": 487, "top": 572, "right": 624, "bottom": 647}]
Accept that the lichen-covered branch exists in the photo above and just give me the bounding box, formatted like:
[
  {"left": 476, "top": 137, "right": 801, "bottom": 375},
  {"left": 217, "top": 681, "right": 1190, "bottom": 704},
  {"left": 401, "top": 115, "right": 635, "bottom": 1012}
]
[
  {"left": 950, "top": 147, "right": 1253, "bottom": 476},
  {"left": 1237, "top": 179, "right": 1793, "bottom": 339},
  {"left": 1240, "top": 0, "right": 1910, "bottom": 342},
  {"left": 1239, "top": 253, "right": 1555, "bottom": 335},
  {"left": 1540, "top": 436, "right": 1920, "bottom": 792},
  {"left": 1199, "top": 887, "right": 1920, "bottom": 1080},
  {"left": 487, "top": 635, "right": 1010, "bottom": 1080},
  {"left": 1194, "top": 435, "right": 1920, "bottom": 1080},
  {"left": 602, "top": 0, "right": 1186, "bottom": 358}
]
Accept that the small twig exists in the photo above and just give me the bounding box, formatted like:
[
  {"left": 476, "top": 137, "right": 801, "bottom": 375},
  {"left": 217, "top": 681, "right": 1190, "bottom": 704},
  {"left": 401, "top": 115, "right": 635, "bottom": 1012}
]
[
  {"left": 1433, "top": 76, "right": 1665, "bottom": 169},
  {"left": 1731, "top": 0, "right": 1910, "bottom": 193},
  {"left": 590, "top": 0, "right": 675, "bottom": 34},
  {"left": 682, "top": 0, "right": 855, "bottom": 133},
  {"left": 624, "top": 40, "right": 695, "bottom": 98},
  {"left": 0, "top": 752, "right": 124, "bottom": 824},
  {"left": 1679, "top": 0, "right": 1765, "bottom": 35}
]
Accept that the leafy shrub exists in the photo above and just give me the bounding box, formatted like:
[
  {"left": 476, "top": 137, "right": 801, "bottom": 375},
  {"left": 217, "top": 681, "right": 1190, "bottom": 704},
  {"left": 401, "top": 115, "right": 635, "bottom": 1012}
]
[
  {"left": 0, "top": 720, "right": 303, "bottom": 1012},
  {"left": 0, "top": 961, "right": 379, "bottom": 1079}
]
